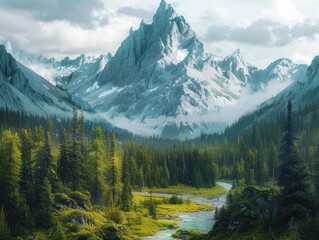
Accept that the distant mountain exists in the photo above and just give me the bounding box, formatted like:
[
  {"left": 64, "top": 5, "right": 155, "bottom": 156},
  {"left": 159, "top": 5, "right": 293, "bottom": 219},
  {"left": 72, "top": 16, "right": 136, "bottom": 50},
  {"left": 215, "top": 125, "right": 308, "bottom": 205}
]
[
  {"left": 226, "top": 55, "right": 318, "bottom": 135},
  {"left": 0, "top": 0, "right": 309, "bottom": 139},
  {"left": 0, "top": 45, "right": 89, "bottom": 116},
  {"left": 70, "top": 0, "right": 305, "bottom": 138},
  {"left": 219, "top": 48, "right": 258, "bottom": 88},
  {"left": 3, "top": 40, "right": 111, "bottom": 88}
]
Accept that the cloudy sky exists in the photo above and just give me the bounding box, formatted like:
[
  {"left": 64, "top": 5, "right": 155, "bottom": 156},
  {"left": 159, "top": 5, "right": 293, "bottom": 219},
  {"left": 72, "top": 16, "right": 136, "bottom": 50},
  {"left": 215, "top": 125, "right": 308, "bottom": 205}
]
[{"left": 1, "top": 0, "right": 319, "bottom": 68}]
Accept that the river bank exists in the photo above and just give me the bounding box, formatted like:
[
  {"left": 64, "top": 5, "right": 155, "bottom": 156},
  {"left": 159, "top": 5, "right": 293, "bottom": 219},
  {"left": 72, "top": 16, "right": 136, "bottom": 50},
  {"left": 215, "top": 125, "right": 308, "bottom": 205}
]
[{"left": 143, "top": 182, "right": 232, "bottom": 239}]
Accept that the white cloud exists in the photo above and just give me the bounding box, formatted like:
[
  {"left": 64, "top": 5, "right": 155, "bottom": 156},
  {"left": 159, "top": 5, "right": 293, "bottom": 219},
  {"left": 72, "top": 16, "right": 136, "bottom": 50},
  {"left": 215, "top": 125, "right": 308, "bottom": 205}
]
[
  {"left": 203, "top": 7, "right": 229, "bottom": 22},
  {"left": 1, "top": 0, "right": 319, "bottom": 69},
  {"left": 261, "top": 0, "right": 303, "bottom": 25}
]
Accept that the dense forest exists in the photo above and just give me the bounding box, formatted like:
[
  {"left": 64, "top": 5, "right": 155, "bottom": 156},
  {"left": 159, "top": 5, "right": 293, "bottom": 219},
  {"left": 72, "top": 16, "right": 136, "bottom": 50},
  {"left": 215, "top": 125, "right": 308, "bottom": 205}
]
[
  {"left": 2, "top": 99, "right": 319, "bottom": 239},
  {"left": 0, "top": 107, "right": 218, "bottom": 239}
]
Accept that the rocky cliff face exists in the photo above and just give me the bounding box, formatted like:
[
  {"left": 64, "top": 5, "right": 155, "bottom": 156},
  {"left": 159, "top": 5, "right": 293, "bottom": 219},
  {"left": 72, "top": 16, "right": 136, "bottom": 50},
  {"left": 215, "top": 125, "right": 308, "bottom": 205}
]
[{"left": 0, "top": 45, "right": 88, "bottom": 115}]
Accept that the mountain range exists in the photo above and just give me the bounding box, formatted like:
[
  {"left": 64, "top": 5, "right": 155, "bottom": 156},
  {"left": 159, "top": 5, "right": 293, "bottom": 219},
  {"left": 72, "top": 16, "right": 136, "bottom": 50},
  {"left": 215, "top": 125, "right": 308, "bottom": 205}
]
[{"left": 0, "top": 0, "right": 315, "bottom": 138}]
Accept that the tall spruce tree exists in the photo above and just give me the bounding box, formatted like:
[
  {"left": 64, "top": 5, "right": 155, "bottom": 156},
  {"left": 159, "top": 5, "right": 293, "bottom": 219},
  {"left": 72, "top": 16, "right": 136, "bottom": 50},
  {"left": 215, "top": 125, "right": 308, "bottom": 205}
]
[
  {"left": 0, "top": 130, "right": 31, "bottom": 234},
  {"left": 70, "top": 107, "right": 87, "bottom": 191},
  {"left": 120, "top": 148, "right": 133, "bottom": 211},
  {"left": 107, "top": 133, "right": 121, "bottom": 206},
  {"left": 57, "top": 128, "right": 70, "bottom": 185},
  {"left": 88, "top": 127, "right": 107, "bottom": 205},
  {"left": 34, "top": 131, "right": 54, "bottom": 193},
  {"left": 0, "top": 130, "right": 21, "bottom": 225},
  {"left": 0, "top": 207, "right": 11, "bottom": 240},
  {"left": 37, "top": 177, "right": 54, "bottom": 228},
  {"left": 20, "top": 129, "right": 35, "bottom": 208},
  {"left": 277, "top": 100, "right": 315, "bottom": 224},
  {"left": 49, "top": 222, "right": 67, "bottom": 240}
]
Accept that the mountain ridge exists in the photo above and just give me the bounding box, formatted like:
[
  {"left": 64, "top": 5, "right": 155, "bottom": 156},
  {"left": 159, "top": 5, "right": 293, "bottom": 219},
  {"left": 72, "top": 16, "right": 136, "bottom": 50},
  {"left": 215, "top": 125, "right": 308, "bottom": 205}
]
[{"left": 0, "top": 0, "right": 311, "bottom": 139}]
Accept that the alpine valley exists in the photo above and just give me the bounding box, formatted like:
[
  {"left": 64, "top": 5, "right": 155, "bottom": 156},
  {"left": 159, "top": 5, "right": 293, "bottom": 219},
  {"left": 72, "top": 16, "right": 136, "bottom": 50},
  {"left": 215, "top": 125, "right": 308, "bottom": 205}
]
[{"left": 3, "top": 1, "right": 319, "bottom": 240}]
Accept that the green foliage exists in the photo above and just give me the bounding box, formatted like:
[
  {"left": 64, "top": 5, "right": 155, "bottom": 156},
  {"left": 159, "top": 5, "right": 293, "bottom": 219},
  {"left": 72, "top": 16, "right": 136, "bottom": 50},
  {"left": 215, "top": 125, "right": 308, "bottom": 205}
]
[
  {"left": 88, "top": 127, "right": 107, "bottom": 205},
  {"left": 172, "top": 229, "right": 206, "bottom": 240},
  {"left": 0, "top": 207, "right": 11, "bottom": 240},
  {"left": 120, "top": 180, "right": 133, "bottom": 212},
  {"left": 106, "top": 208, "right": 123, "bottom": 224},
  {"left": 97, "top": 222, "right": 123, "bottom": 240},
  {"left": 210, "top": 186, "right": 278, "bottom": 238},
  {"left": 37, "top": 177, "right": 55, "bottom": 228},
  {"left": 168, "top": 195, "right": 184, "bottom": 204},
  {"left": 67, "top": 191, "right": 91, "bottom": 209},
  {"left": 0, "top": 129, "right": 30, "bottom": 234},
  {"left": 107, "top": 133, "right": 122, "bottom": 206},
  {"left": 148, "top": 199, "right": 157, "bottom": 220},
  {"left": 49, "top": 222, "right": 67, "bottom": 240},
  {"left": 20, "top": 129, "right": 35, "bottom": 208},
  {"left": 277, "top": 100, "right": 315, "bottom": 225}
]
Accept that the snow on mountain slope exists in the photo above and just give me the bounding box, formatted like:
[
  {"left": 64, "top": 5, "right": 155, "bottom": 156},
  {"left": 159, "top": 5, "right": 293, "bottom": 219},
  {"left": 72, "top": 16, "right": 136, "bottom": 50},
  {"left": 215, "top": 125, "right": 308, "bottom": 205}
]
[
  {"left": 251, "top": 58, "right": 307, "bottom": 91},
  {"left": 69, "top": 0, "right": 304, "bottom": 138},
  {"left": 219, "top": 48, "right": 258, "bottom": 87},
  {"left": 1, "top": 1, "right": 308, "bottom": 139},
  {"left": 3, "top": 40, "right": 111, "bottom": 88},
  {"left": 61, "top": 53, "right": 112, "bottom": 93},
  {"left": 238, "top": 55, "right": 317, "bottom": 126},
  {"left": 72, "top": 0, "right": 243, "bottom": 137},
  {"left": 0, "top": 45, "right": 89, "bottom": 116}
]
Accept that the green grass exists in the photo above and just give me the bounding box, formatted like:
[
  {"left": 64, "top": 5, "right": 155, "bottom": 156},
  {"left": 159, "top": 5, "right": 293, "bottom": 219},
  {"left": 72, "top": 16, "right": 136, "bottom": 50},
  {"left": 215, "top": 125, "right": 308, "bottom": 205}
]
[
  {"left": 141, "top": 184, "right": 226, "bottom": 198},
  {"left": 28, "top": 187, "right": 217, "bottom": 240}
]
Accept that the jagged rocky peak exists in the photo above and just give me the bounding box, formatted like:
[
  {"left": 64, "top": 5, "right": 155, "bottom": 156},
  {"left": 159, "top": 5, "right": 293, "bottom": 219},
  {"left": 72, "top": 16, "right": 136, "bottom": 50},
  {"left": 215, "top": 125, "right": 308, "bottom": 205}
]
[
  {"left": 0, "top": 45, "right": 17, "bottom": 77},
  {"left": 220, "top": 48, "right": 258, "bottom": 85},
  {"left": 153, "top": 0, "right": 178, "bottom": 25},
  {"left": 96, "top": 0, "right": 204, "bottom": 86},
  {"left": 3, "top": 40, "right": 13, "bottom": 54},
  {"left": 306, "top": 55, "right": 319, "bottom": 81}
]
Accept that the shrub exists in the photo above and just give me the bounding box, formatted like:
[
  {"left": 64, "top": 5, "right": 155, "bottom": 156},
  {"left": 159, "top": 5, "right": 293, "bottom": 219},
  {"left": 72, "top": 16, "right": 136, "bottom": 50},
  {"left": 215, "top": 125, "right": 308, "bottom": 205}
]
[{"left": 106, "top": 208, "right": 123, "bottom": 224}]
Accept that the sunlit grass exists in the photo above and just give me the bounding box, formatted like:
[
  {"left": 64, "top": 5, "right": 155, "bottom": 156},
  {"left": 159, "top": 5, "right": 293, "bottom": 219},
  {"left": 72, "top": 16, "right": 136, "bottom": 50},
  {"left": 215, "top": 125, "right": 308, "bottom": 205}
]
[{"left": 141, "top": 184, "right": 226, "bottom": 198}]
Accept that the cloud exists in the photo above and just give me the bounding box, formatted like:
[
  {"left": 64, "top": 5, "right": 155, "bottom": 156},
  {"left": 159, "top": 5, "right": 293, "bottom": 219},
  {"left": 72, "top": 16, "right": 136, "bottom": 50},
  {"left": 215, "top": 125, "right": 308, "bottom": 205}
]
[
  {"left": 230, "top": 20, "right": 274, "bottom": 46},
  {"left": 0, "top": 5, "right": 141, "bottom": 58},
  {"left": 204, "top": 19, "right": 319, "bottom": 47},
  {"left": 117, "top": 6, "right": 153, "bottom": 21},
  {"left": 202, "top": 7, "right": 229, "bottom": 22},
  {"left": 204, "top": 25, "right": 231, "bottom": 42},
  {"left": 0, "top": 0, "right": 106, "bottom": 28}
]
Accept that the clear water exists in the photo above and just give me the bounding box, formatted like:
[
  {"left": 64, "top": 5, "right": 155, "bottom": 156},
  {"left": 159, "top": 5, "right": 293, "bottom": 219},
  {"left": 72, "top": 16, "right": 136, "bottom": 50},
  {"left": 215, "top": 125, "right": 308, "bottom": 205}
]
[{"left": 143, "top": 182, "right": 232, "bottom": 240}]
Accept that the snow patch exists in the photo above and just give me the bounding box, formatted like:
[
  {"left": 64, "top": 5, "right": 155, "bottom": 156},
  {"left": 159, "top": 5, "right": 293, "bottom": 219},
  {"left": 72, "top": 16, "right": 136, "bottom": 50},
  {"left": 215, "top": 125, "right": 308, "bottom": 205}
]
[
  {"left": 86, "top": 82, "right": 99, "bottom": 93},
  {"left": 98, "top": 87, "right": 118, "bottom": 98}
]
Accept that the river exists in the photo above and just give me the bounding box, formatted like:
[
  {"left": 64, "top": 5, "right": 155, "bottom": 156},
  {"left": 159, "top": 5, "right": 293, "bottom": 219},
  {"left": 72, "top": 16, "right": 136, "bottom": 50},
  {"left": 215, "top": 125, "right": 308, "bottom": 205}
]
[{"left": 143, "top": 182, "right": 232, "bottom": 240}]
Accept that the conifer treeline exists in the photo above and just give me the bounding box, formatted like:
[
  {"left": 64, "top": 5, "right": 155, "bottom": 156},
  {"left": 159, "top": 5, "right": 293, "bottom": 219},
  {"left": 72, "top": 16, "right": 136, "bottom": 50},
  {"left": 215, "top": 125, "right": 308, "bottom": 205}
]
[{"left": 0, "top": 107, "right": 217, "bottom": 237}]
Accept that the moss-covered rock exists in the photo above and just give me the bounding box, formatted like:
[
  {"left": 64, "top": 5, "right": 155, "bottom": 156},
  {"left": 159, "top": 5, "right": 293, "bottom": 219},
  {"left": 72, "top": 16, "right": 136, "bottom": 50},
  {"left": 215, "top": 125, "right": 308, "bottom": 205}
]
[
  {"left": 68, "top": 192, "right": 91, "bottom": 210},
  {"left": 172, "top": 229, "right": 206, "bottom": 240},
  {"left": 97, "top": 222, "right": 124, "bottom": 240}
]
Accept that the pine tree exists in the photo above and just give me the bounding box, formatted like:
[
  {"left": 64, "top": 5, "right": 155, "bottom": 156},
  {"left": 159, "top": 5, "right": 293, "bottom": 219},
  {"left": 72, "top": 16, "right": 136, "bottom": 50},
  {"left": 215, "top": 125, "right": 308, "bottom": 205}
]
[
  {"left": 46, "top": 115, "right": 54, "bottom": 145},
  {"left": 88, "top": 127, "right": 107, "bottom": 205},
  {"left": 120, "top": 147, "right": 133, "bottom": 211},
  {"left": 0, "top": 129, "right": 22, "bottom": 226},
  {"left": 57, "top": 128, "right": 70, "bottom": 185},
  {"left": 34, "top": 131, "right": 54, "bottom": 195},
  {"left": 107, "top": 133, "right": 121, "bottom": 206},
  {"left": 20, "top": 129, "right": 35, "bottom": 208},
  {"left": 277, "top": 100, "right": 315, "bottom": 224},
  {"left": 120, "top": 180, "right": 133, "bottom": 212},
  {"left": 70, "top": 107, "right": 87, "bottom": 191},
  {"left": 37, "top": 178, "right": 54, "bottom": 228},
  {"left": 0, "top": 207, "right": 11, "bottom": 240},
  {"left": 49, "top": 222, "right": 67, "bottom": 240}
]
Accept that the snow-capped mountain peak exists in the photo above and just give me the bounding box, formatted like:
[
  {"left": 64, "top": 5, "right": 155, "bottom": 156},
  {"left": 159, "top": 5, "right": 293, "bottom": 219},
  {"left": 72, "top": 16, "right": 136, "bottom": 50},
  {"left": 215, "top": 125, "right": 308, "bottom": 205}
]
[
  {"left": 220, "top": 48, "right": 258, "bottom": 86},
  {"left": 154, "top": 0, "right": 177, "bottom": 25}
]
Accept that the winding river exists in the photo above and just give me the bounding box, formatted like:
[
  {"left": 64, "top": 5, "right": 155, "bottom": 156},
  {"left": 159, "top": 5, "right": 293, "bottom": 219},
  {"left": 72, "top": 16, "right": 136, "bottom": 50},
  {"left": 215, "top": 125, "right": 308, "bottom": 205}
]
[{"left": 143, "top": 182, "right": 232, "bottom": 240}]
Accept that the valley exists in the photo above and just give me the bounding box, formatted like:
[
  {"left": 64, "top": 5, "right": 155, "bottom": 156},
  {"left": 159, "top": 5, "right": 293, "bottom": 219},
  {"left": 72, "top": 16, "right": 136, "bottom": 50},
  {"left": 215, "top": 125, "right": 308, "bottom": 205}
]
[{"left": 1, "top": 0, "right": 319, "bottom": 239}]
